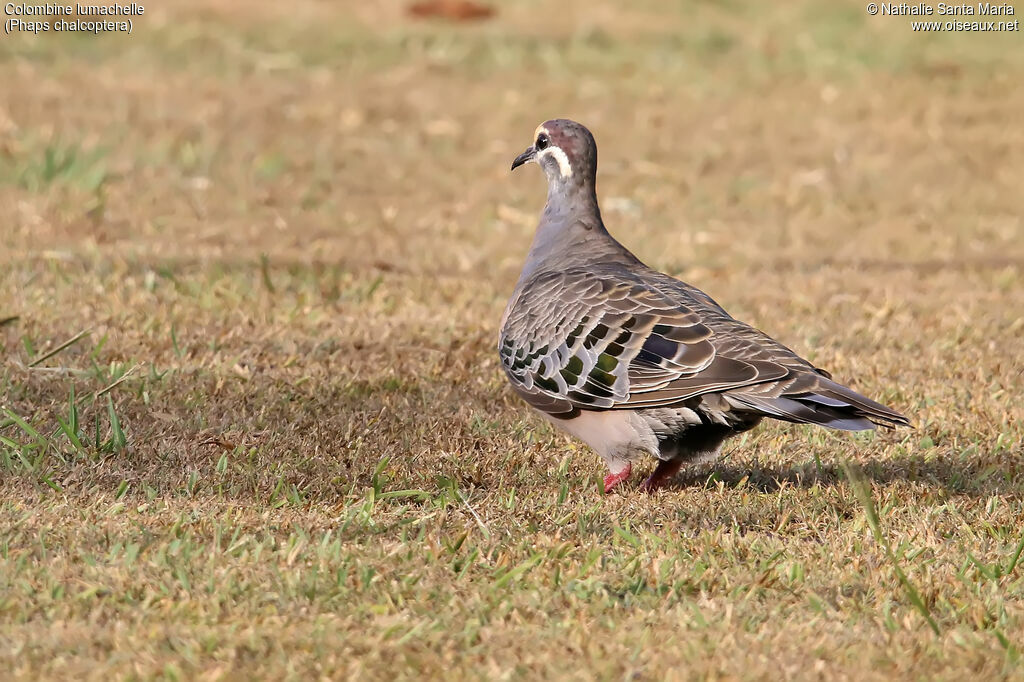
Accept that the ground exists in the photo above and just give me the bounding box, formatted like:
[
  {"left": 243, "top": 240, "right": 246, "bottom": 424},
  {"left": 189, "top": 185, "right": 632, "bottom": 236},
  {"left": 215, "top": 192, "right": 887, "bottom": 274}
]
[{"left": 1, "top": 1, "right": 1023, "bottom": 679}]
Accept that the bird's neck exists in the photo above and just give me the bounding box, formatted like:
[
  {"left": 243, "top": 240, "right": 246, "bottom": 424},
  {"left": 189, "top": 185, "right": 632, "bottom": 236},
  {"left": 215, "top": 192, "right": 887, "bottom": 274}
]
[
  {"left": 516, "top": 182, "right": 639, "bottom": 285},
  {"left": 544, "top": 180, "right": 602, "bottom": 225}
]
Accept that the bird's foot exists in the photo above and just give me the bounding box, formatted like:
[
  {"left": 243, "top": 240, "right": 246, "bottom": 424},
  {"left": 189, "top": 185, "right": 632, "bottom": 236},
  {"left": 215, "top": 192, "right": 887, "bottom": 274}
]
[
  {"left": 639, "top": 459, "right": 684, "bottom": 493},
  {"left": 603, "top": 463, "right": 632, "bottom": 495}
]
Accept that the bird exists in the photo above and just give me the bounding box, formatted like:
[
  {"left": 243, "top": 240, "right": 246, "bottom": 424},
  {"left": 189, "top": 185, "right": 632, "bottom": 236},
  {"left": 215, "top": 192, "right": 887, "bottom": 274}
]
[{"left": 499, "top": 118, "right": 911, "bottom": 494}]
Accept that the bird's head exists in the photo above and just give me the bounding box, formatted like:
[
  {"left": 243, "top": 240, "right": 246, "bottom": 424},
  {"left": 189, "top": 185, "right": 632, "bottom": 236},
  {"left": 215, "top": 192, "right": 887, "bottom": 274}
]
[{"left": 510, "top": 119, "right": 597, "bottom": 190}]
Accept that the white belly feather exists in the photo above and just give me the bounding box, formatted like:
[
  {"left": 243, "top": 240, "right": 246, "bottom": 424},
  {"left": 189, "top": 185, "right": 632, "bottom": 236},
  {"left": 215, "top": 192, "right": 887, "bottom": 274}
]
[{"left": 539, "top": 407, "right": 706, "bottom": 473}]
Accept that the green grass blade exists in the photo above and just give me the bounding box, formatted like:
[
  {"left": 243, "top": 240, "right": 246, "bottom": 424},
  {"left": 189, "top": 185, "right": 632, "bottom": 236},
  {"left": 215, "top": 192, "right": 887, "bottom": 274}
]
[
  {"left": 843, "top": 461, "right": 940, "bottom": 636},
  {"left": 1005, "top": 533, "right": 1024, "bottom": 576},
  {"left": 55, "top": 415, "right": 85, "bottom": 453},
  {"left": 2, "top": 409, "right": 46, "bottom": 447},
  {"left": 106, "top": 398, "right": 127, "bottom": 451}
]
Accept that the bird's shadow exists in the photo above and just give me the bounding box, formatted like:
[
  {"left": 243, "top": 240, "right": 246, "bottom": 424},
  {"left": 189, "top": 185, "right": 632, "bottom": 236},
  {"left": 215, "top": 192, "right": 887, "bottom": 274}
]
[{"left": 658, "top": 452, "right": 1021, "bottom": 499}]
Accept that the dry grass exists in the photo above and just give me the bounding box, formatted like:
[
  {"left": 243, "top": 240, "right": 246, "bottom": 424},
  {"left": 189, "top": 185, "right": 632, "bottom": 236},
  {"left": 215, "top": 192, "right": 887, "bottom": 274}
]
[{"left": 2, "top": 1, "right": 1023, "bottom": 679}]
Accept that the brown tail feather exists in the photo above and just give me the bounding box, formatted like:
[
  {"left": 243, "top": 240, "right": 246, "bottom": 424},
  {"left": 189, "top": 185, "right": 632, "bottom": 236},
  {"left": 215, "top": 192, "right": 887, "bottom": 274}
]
[
  {"left": 726, "top": 377, "right": 911, "bottom": 432},
  {"left": 810, "top": 379, "right": 912, "bottom": 429}
]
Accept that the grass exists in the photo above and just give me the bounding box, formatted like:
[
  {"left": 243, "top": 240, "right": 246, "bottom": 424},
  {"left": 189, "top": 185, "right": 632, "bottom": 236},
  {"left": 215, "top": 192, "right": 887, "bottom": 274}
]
[{"left": 2, "top": 0, "right": 1023, "bottom": 678}]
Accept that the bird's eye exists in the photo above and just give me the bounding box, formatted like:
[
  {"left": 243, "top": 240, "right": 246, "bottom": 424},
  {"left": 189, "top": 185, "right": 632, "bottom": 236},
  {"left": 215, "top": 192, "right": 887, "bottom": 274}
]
[{"left": 535, "top": 134, "right": 549, "bottom": 150}]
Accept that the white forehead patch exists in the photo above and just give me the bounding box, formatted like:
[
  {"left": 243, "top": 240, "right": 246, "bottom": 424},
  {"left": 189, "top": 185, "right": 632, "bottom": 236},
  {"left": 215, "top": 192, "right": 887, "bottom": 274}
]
[{"left": 537, "top": 146, "right": 572, "bottom": 179}]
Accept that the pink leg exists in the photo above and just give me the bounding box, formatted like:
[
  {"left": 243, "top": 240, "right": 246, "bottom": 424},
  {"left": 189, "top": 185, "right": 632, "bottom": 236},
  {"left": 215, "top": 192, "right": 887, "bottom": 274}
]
[
  {"left": 603, "top": 462, "right": 632, "bottom": 495},
  {"left": 639, "top": 459, "right": 684, "bottom": 492}
]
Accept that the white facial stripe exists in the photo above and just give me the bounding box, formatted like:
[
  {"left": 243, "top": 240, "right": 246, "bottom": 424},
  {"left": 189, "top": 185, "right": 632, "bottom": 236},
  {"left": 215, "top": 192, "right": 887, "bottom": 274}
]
[{"left": 537, "top": 146, "right": 572, "bottom": 179}]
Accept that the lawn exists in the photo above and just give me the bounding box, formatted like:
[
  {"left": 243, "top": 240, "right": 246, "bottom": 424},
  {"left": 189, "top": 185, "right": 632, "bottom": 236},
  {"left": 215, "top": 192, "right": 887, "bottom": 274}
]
[{"left": 1, "top": 1, "right": 1023, "bottom": 679}]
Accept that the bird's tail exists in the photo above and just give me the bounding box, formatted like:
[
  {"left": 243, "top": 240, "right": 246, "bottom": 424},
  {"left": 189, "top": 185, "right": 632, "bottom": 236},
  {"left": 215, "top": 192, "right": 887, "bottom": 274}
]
[{"left": 726, "top": 377, "right": 911, "bottom": 432}]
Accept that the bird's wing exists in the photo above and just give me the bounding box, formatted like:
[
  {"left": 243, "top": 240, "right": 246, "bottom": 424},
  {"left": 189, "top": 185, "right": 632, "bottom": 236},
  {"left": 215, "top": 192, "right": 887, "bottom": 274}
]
[{"left": 498, "top": 267, "right": 794, "bottom": 418}]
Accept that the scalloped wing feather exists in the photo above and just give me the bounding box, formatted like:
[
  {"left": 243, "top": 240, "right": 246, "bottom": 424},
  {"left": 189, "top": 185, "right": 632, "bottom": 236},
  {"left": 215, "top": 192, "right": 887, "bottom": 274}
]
[{"left": 499, "top": 267, "right": 800, "bottom": 416}]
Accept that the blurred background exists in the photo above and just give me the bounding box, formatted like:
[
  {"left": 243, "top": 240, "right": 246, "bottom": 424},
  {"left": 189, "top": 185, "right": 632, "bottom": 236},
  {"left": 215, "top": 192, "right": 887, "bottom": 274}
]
[{"left": 3, "top": 0, "right": 1022, "bottom": 272}]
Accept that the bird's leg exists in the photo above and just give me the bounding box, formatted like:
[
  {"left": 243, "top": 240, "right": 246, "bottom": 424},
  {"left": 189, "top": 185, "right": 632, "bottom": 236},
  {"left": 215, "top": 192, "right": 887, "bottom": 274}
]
[
  {"left": 602, "top": 462, "right": 632, "bottom": 495},
  {"left": 639, "top": 459, "right": 684, "bottom": 492}
]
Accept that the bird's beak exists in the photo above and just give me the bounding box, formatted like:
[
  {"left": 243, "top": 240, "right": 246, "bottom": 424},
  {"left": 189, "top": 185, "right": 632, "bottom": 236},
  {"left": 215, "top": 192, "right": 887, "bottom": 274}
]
[{"left": 510, "top": 146, "right": 536, "bottom": 171}]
